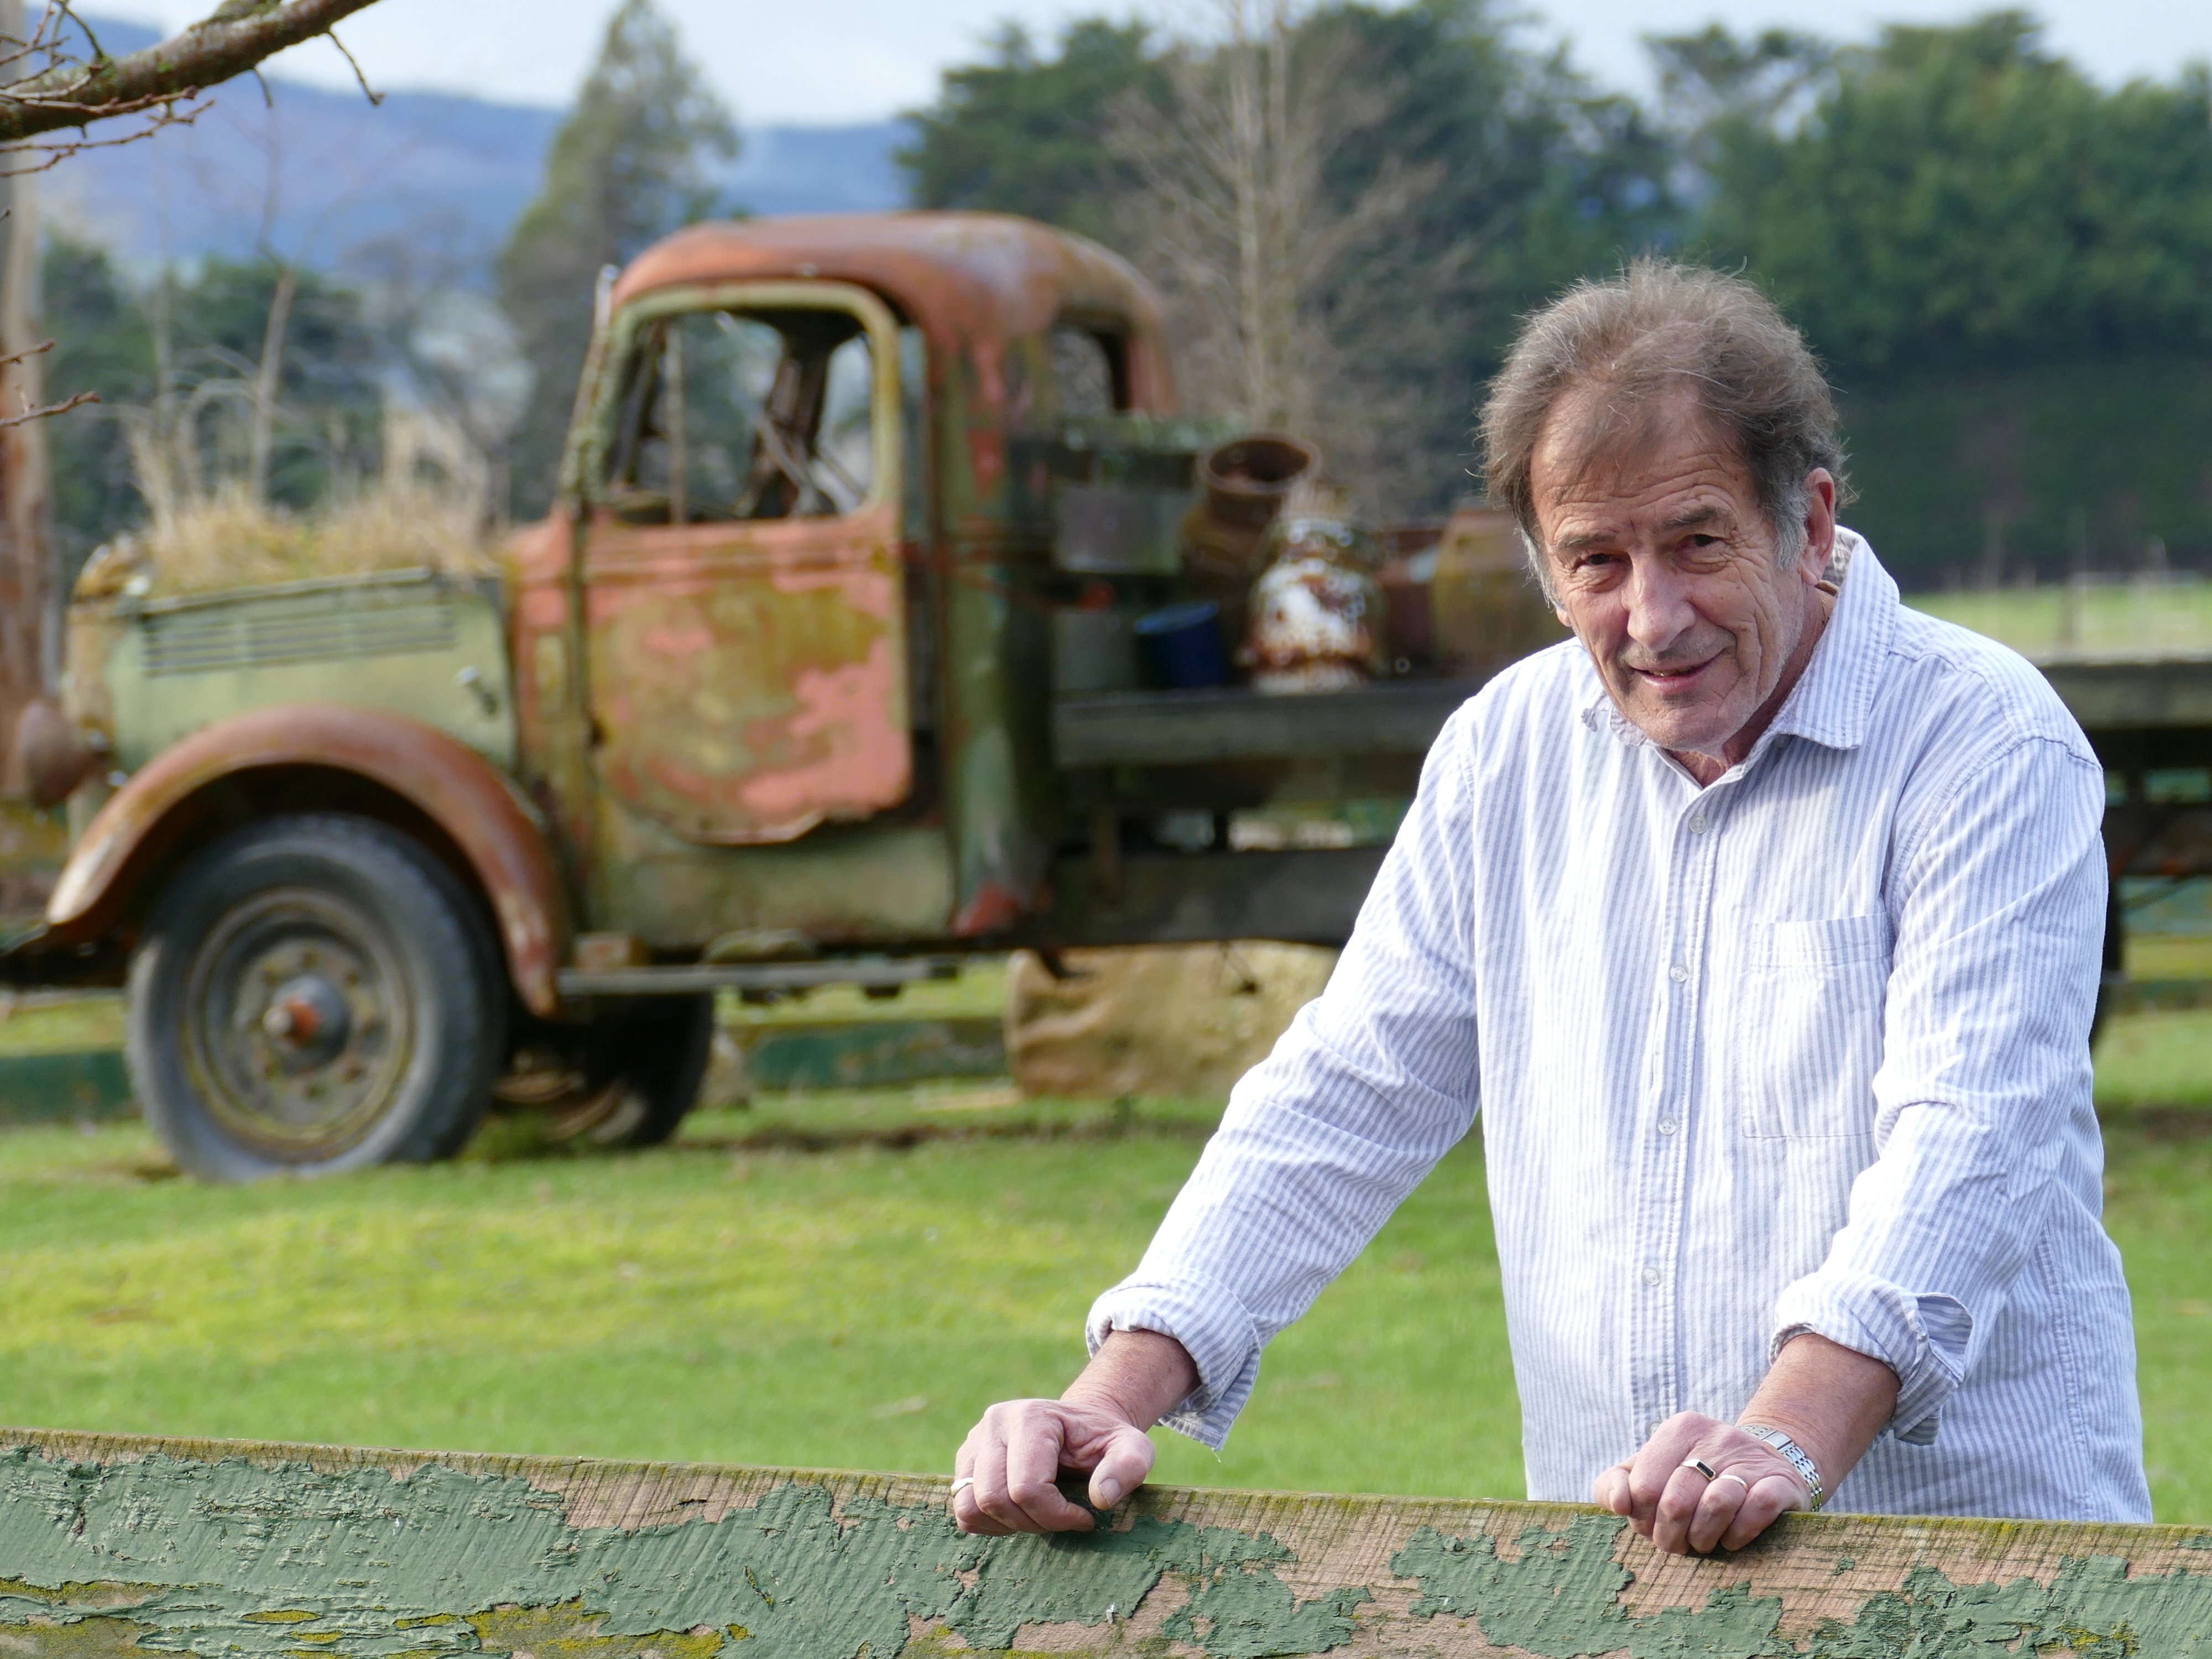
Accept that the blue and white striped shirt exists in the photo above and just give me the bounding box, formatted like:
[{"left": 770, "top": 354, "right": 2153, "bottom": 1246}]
[{"left": 1091, "top": 533, "right": 2151, "bottom": 1520}]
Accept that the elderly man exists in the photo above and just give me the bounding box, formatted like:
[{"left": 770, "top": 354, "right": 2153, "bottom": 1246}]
[{"left": 954, "top": 262, "right": 2149, "bottom": 1553}]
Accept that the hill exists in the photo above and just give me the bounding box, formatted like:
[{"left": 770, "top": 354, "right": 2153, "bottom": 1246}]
[{"left": 44, "top": 17, "right": 910, "bottom": 279}]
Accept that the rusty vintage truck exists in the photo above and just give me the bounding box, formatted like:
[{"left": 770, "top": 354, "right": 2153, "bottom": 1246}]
[{"left": 0, "top": 212, "right": 1517, "bottom": 1179}]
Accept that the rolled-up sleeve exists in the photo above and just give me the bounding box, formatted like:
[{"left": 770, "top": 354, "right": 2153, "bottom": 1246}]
[
  {"left": 1771, "top": 733, "right": 2107, "bottom": 1444},
  {"left": 1087, "top": 709, "right": 1486, "bottom": 1447}
]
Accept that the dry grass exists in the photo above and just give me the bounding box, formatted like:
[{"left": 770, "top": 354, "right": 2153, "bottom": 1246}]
[{"left": 128, "top": 483, "right": 496, "bottom": 597}]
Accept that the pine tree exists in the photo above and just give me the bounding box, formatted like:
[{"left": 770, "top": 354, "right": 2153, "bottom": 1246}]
[{"left": 497, "top": 0, "right": 737, "bottom": 518}]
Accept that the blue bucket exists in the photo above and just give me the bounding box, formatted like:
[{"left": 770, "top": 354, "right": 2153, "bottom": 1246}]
[{"left": 1136, "top": 600, "right": 1230, "bottom": 690}]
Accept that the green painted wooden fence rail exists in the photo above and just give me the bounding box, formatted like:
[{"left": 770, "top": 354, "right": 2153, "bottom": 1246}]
[{"left": 2, "top": 1428, "right": 2209, "bottom": 1657}]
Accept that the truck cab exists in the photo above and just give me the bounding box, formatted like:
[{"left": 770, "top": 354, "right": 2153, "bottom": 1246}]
[{"left": 12, "top": 212, "right": 1518, "bottom": 1179}]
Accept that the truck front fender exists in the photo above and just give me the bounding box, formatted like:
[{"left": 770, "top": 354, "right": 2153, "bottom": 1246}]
[{"left": 46, "top": 703, "right": 570, "bottom": 1018}]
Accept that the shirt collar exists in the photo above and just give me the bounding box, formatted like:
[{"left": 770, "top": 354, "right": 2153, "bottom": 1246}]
[
  {"left": 1766, "top": 527, "right": 1893, "bottom": 752},
  {"left": 1574, "top": 526, "right": 1896, "bottom": 755}
]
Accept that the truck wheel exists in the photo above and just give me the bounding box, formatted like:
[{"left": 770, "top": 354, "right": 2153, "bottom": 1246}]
[
  {"left": 127, "top": 813, "right": 506, "bottom": 1181},
  {"left": 524, "top": 995, "right": 716, "bottom": 1149}
]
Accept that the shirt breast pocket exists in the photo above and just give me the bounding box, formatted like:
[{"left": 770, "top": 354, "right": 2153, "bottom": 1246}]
[{"left": 1733, "top": 915, "right": 1890, "bottom": 1140}]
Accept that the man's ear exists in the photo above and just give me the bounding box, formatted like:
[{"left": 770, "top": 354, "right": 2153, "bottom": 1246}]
[{"left": 1799, "top": 468, "right": 1839, "bottom": 581}]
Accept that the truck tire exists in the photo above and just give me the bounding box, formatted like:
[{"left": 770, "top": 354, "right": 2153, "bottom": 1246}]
[
  {"left": 524, "top": 995, "right": 716, "bottom": 1149},
  {"left": 127, "top": 813, "right": 506, "bottom": 1181}
]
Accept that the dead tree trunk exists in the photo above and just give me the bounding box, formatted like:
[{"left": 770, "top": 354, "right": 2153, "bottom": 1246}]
[{"left": 0, "top": 0, "right": 51, "bottom": 788}]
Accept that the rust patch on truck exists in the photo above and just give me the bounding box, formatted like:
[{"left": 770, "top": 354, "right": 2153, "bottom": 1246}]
[
  {"left": 608, "top": 215, "right": 1177, "bottom": 415},
  {"left": 45, "top": 704, "right": 570, "bottom": 1016},
  {"left": 583, "top": 509, "right": 912, "bottom": 846}
]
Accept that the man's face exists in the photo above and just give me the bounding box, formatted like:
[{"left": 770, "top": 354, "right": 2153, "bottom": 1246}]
[{"left": 1530, "top": 400, "right": 1835, "bottom": 764}]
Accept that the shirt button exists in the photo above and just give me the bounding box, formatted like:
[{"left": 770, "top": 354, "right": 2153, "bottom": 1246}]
[
  {"left": 1657, "top": 1117, "right": 1678, "bottom": 1135},
  {"left": 1641, "top": 1267, "right": 1662, "bottom": 1286},
  {"left": 1689, "top": 815, "right": 1709, "bottom": 833},
  {"left": 1668, "top": 963, "right": 1689, "bottom": 983}
]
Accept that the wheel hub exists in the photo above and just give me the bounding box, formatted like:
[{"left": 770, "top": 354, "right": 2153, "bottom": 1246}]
[
  {"left": 180, "top": 889, "right": 414, "bottom": 1159},
  {"left": 259, "top": 974, "right": 353, "bottom": 1067}
]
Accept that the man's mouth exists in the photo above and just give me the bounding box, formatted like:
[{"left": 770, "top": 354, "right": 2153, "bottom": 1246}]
[{"left": 1627, "top": 654, "right": 1720, "bottom": 694}]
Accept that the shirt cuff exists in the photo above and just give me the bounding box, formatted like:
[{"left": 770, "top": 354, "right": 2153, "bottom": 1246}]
[
  {"left": 1087, "top": 1271, "right": 1264, "bottom": 1451},
  {"left": 1770, "top": 1270, "right": 1972, "bottom": 1446}
]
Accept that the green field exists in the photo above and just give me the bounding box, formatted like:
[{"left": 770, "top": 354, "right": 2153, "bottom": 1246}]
[
  {"left": 1908, "top": 580, "right": 2212, "bottom": 658},
  {"left": 0, "top": 1010, "right": 2206, "bottom": 1521}
]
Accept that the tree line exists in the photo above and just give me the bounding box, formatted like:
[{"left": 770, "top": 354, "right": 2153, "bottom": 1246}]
[
  {"left": 37, "top": 1, "right": 2212, "bottom": 588},
  {"left": 900, "top": 4, "right": 2212, "bottom": 580}
]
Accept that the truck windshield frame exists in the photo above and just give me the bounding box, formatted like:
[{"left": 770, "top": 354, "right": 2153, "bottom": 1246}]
[{"left": 577, "top": 280, "right": 905, "bottom": 527}]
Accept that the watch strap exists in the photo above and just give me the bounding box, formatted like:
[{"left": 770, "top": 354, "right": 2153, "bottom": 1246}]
[{"left": 1738, "top": 1423, "right": 1825, "bottom": 1512}]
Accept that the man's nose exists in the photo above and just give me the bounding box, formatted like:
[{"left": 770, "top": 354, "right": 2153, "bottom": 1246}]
[{"left": 1622, "top": 559, "right": 1697, "bottom": 654}]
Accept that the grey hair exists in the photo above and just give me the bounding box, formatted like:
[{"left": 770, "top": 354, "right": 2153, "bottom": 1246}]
[{"left": 1482, "top": 259, "right": 1848, "bottom": 603}]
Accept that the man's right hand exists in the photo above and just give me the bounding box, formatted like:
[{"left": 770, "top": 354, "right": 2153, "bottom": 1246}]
[
  {"left": 951, "top": 1329, "right": 1198, "bottom": 1535},
  {"left": 952, "top": 1397, "right": 1157, "bottom": 1534}
]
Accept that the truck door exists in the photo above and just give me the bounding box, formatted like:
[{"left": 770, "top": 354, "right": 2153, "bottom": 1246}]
[{"left": 578, "top": 281, "right": 910, "bottom": 846}]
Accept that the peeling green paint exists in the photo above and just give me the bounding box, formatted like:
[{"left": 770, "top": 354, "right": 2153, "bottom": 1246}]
[
  {"left": 1395, "top": 1517, "right": 2212, "bottom": 1657},
  {"left": 1397, "top": 1515, "right": 1785, "bottom": 1659},
  {"left": 953, "top": 1515, "right": 1286, "bottom": 1650},
  {"left": 0, "top": 1452, "right": 980, "bottom": 1659},
  {"left": 468, "top": 1599, "right": 727, "bottom": 1659},
  {"left": 1800, "top": 1556, "right": 2212, "bottom": 1657},
  {"left": 6, "top": 1443, "right": 2212, "bottom": 1659},
  {"left": 1162, "top": 1569, "right": 1369, "bottom": 1658},
  {"left": 0, "top": 1449, "right": 1364, "bottom": 1659}
]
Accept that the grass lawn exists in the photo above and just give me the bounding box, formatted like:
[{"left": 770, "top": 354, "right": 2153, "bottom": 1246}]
[
  {"left": 0, "top": 1087, "right": 1521, "bottom": 1504},
  {"left": 1908, "top": 580, "right": 2212, "bottom": 658},
  {"left": 0, "top": 1011, "right": 2204, "bottom": 1522}
]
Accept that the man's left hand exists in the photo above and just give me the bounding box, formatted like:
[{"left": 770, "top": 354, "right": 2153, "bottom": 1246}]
[{"left": 1590, "top": 1414, "right": 1807, "bottom": 1554}]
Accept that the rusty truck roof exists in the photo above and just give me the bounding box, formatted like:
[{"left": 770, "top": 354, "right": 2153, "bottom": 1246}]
[{"left": 608, "top": 211, "right": 1176, "bottom": 408}]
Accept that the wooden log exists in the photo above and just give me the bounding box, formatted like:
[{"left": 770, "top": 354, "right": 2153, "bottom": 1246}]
[{"left": 2, "top": 1428, "right": 2209, "bottom": 1657}]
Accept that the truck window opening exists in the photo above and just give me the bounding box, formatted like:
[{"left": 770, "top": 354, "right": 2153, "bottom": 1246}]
[
  {"left": 607, "top": 306, "right": 876, "bottom": 525},
  {"left": 1049, "top": 323, "right": 1125, "bottom": 416}
]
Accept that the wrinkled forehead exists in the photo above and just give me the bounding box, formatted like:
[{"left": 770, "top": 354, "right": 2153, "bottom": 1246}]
[{"left": 1529, "top": 379, "right": 1754, "bottom": 524}]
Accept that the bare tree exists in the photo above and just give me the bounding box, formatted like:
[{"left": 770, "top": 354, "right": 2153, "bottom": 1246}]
[
  {"left": 1106, "top": 0, "right": 1437, "bottom": 484},
  {"left": 0, "top": 1, "right": 382, "bottom": 154}
]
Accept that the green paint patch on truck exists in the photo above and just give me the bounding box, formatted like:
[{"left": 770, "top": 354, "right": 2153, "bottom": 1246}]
[{"left": 2, "top": 1430, "right": 2208, "bottom": 1658}]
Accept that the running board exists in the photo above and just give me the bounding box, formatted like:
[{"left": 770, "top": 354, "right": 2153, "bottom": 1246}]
[{"left": 557, "top": 956, "right": 962, "bottom": 997}]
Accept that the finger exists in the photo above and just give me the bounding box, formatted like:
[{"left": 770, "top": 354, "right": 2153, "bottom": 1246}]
[
  {"left": 1718, "top": 1474, "right": 1803, "bottom": 1552},
  {"left": 968, "top": 1413, "right": 1033, "bottom": 1533},
  {"left": 1087, "top": 1423, "right": 1156, "bottom": 1511},
  {"left": 1003, "top": 1411, "right": 1095, "bottom": 1532},
  {"left": 953, "top": 1481, "right": 1011, "bottom": 1536},
  {"left": 1687, "top": 1472, "right": 1748, "bottom": 1554},
  {"left": 1624, "top": 1448, "right": 1679, "bottom": 1532},
  {"left": 1589, "top": 1463, "right": 1632, "bottom": 1515},
  {"left": 952, "top": 1426, "right": 1006, "bottom": 1535},
  {"left": 1650, "top": 1465, "right": 1710, "bottom": 1556}
]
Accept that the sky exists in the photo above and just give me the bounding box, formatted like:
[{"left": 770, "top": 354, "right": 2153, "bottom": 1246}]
[{"left": 108, "top": 0, "right": 2212, "bottom": 126}]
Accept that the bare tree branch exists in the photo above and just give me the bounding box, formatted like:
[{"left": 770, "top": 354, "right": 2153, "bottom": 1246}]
[
  {"left": 0, "top": 384, "right": 93, "bottom": 429},
  {"left": 0, "top": 334, "right": 53, "bottom": 370},
  {"left": 324, "top": 25, "right": 379, "bottom": 106},
  {"left": 0, "top": 0, "right": 381, "bottom": 142}
]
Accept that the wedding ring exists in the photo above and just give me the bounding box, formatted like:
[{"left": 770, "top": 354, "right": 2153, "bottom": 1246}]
[
  {"left": 1714, "top": 1472, "right": 1751, "bottom": 1493},
  {"left": 950, "top": 1477, "right": 975, "bottom": 1497}
]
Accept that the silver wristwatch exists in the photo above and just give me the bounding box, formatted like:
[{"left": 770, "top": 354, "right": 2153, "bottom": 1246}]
[{"left": 1738, "top": 1423, "right": 1825, "bottom": 1511}]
